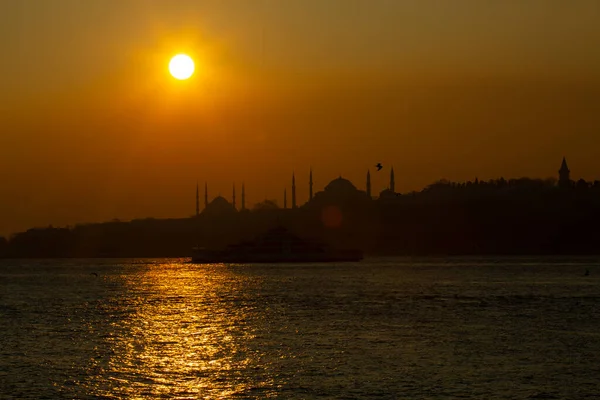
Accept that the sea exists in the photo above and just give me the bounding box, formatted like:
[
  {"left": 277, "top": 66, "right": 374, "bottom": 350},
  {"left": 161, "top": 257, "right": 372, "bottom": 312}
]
[{"left": 1, "top": 257, "right": 599, "bottom": 399}]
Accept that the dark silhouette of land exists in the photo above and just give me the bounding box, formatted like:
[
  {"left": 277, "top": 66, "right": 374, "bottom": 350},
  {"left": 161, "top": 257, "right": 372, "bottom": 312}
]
[{"left": 2, "top": 158, "right": 600, "bottom": 258}]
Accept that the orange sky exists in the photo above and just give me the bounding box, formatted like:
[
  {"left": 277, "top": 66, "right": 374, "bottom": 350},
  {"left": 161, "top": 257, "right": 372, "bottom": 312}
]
[{"left": 1, "top": 1, "right": 600, "bottom": 235}]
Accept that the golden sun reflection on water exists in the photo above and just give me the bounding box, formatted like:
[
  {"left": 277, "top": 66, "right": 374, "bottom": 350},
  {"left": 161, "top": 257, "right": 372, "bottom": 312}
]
[
  {"left": 4, "top": 259, "right": 600, "bottom": 398},
  {"left": 85, "top": 262, "right": 271, "bottom": 398}
]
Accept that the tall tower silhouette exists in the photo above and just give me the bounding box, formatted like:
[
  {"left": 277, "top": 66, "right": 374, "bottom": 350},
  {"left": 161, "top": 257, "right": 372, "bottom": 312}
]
[
  {"left": 284, "top": 188, "right": 287, "bottom": 209},
  {"left": 241, "top": 183, "right": 246, "bottom": 210},
  {"left": 292, "top": 173, "right": 297, "bottom": 208},
  {"left": 366, "top": 170, "right": 371, "bottom": 198},
  {"left": 232, "top": 184, "right": 236, "bottom": 209},
  {"left": 204, "top": 182, "right": 208, "bottom": 209},
  {"left": 390, "top": 167, "right": 395, "bottom": 192},
  {"left": 309, "top": 168, "right": 313, "bottom": 201},
  {"left": 559, "top": 157, "right": 570, "bottom": 188},
  {"left": 195, "top": 183, "right": 200, "bottom": 216}
]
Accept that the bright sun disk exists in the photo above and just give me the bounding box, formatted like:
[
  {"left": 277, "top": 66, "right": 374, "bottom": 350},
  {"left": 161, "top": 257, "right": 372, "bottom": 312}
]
[{"left": 169, "top": 54, "right": 195, "bottom": 80}]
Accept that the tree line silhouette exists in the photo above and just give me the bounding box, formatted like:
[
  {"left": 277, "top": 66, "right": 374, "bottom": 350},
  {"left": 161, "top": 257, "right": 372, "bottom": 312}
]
[{"left": 2, "top": 176, "right": 600, "bottom": 258}]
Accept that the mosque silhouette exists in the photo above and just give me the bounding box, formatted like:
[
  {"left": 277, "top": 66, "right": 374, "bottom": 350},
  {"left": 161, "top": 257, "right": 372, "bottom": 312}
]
[
  {"left": 197, "top": 167, "right": 399, "bottom": 217},
  {"left": 196, "top": 156, "right": 576, "bottom": 217}
]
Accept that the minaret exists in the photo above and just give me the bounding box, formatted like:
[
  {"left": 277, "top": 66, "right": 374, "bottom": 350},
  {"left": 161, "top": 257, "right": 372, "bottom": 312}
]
[
  {"left": 204, "top": 182, "right": 208, "bottom": 209},
  {"left": 292, "top": 172, "right": 297, "bottom": 208},
  {"left": 309, "top": 168, "right": 313, "bottom": 201},
  {"left": 559, "top": 157, "right": 571, "bottom": 188},
  {"left": 241, "top": 183, "right": 246, "bottom": 210},
  {"left": 366, "top": 170, "right": 371, "bottom": 198},
  {"left": 390, "top": 167, "right": 395, "bottom": 192},
  {"left": 195, "top": 183, "right": 200, "bottom": 216},
  {"left": 232, "top": 184, "right": 236, "bottom": 209},
  {"left": 284, "top": 188, "right": 287, "bottom": 209}
]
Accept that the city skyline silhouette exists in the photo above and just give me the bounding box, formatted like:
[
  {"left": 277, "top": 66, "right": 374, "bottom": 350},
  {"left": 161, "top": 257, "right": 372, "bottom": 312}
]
[
  {"left": 1, "top": 2, "right": 599, "bottom": 239},
  {"left": 0, "top": 155, "right": 589, "bottom": 237},
  {"left": 4, "top": 156, "right": 600, "bottom": 258}
]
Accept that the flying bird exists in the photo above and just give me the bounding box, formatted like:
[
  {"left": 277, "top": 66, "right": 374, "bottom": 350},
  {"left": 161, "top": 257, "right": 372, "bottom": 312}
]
[{"left": 375, "top": 163, "right": 383, "bottom": 171}]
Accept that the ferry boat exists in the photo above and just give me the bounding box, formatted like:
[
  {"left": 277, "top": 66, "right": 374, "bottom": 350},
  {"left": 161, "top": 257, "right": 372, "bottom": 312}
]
[{"left": 191, "top": 226, "right": 363, "bottom": 263}]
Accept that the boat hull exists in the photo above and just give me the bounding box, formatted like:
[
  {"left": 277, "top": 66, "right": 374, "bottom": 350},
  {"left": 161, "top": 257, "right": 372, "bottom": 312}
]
[
  {"left": 191, "top": 225, "right": 363, "bottom": 264},
  {"left": 191, "top": 250, "right": 363, "bottom": 264}
]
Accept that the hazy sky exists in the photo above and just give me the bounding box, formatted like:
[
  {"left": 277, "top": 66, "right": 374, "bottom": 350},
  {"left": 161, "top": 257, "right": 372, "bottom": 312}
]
[{"left": 1, "top": 0, "right": 599, "bottom": 234}]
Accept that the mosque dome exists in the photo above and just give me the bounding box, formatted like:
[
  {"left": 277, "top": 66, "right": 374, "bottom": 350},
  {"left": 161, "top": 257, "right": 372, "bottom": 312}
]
[
  {"left": 203, "top": 195, "right": 237, "bottom": 214},
  {"left": 324, "top": 176, "right": 358, "bottom": 193}
]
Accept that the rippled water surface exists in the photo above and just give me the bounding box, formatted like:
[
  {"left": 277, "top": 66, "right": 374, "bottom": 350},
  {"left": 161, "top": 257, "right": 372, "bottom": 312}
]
[{"left": 1, "top": 257, "right": 600, "bottom": 399}]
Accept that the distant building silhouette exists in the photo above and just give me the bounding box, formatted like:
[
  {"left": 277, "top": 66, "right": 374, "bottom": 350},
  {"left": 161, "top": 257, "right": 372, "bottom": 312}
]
[
  {"left": 379, "top": 167, "right": 397, "bottom": 199},
  {"left": 200, "top": 182, "right": 237, "bottom": 215},
  {"left": 307, "top": 175, "right": 372, "bottom": 208},
  {"left": 195, "top": 183, "right": 200, "bottom": 217},
  {"left": 559, "top": 157, "right": 571, "bottom": 188},
  {"left": 200, "top": 169, "right": 378, "bottom": 213},
  {"left": 204, "top": 182, "right": 208, "bottom": 209},
  {"left": 232, "top": 184, "right": 236, "bottom": 209},
  {"left": 202, "top": 195, "right": 237, "bottom": 216},
  {"left": 292, "top": 173, "right": 297, "bottom": 209},
  {"left": 241, "top": 183, "right": 246, "bottom": 211},
  {"left": 309, "top": 168, "right": 313, "bottom": 201},
  {"left": 197, "top": 157, "right": 575, "bottom": 215}
]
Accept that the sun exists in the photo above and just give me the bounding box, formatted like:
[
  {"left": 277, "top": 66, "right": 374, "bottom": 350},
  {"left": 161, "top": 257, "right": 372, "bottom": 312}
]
[{"left": 169, "top": 54, "right": 195, "bottom": 80}]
